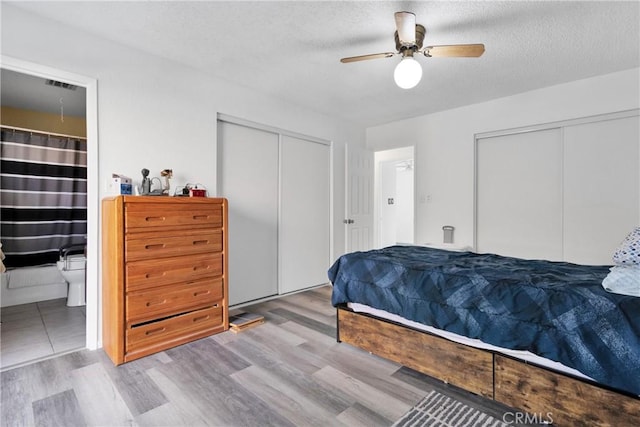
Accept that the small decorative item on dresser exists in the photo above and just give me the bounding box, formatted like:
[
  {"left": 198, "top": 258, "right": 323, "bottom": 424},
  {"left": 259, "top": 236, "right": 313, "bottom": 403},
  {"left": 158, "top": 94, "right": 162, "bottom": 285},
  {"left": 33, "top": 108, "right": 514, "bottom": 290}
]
[
  {"left": 109, "top": 173, "right": 132, "bottom": 195},
  {"left": 160, "top": 169, "right": 173, "bottom": 195},
  {"left": 140, "top": 168, "right": 151, "bottom": 194},
  {"left": 183, "top": 183, "right": 207, "bottom": 197},
  {"left": 190, "top": 187, "right": 206, "bottom": 197}
]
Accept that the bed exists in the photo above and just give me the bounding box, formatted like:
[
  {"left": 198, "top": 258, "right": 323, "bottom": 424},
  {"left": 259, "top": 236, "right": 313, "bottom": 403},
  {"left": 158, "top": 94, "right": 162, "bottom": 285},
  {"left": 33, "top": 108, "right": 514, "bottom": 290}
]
[{"left": 328, "top": 245, "right": 640, "bottom": 425}]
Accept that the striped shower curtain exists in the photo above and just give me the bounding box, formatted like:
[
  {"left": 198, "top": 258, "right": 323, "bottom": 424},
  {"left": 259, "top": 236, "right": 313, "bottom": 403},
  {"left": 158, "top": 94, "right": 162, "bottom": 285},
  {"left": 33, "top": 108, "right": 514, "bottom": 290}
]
[{"left": 1, "top": 126, "right": 87, "bottom": 268}]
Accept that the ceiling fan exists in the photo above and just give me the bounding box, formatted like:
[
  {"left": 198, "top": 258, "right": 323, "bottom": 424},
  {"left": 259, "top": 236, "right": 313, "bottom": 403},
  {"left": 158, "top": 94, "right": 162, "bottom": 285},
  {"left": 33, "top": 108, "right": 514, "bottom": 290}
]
[{"left": 341, "top": 11, "right": 485, "bottom": 89}]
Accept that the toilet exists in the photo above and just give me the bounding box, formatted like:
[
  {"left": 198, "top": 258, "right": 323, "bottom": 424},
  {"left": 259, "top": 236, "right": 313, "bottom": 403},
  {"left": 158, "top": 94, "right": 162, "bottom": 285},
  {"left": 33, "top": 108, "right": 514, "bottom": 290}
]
[{"left": 57, "top": 253, "right": 86, "bottom": 307}]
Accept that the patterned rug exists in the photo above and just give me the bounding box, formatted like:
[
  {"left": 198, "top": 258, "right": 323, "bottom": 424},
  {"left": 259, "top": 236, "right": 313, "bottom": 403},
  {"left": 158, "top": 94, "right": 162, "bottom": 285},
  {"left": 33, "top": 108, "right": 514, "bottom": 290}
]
[{"left": 393, "top": 390, "right": 508, "bottom": 427}]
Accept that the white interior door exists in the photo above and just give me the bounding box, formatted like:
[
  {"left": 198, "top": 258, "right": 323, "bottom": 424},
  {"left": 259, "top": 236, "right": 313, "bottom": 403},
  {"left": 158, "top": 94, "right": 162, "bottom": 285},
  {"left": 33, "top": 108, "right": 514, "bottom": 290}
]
[
  {"left": 563, "top": 116, "right": 640, "bottom": 264},
  {"left": 279, "top": 136, "right": 330, "bottom": 293},
  {"left": 476, "top": 112, "right": 639, "bottom": 264},
  {"left": 345, "top": 144, "right": 374, "bottom": 252},
  {"left": 476, "top": 128, "right": 563, "bottom": 260},
  {"left": 218, "top": 121, "right": 279, "bottom": 305}
]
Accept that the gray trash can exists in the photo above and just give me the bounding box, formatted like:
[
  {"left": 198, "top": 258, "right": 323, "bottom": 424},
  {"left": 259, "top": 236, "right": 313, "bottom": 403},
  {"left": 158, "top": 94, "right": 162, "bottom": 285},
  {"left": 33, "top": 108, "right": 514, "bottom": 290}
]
[{"left": 443, "top": 226, "right": 454, "bottom": 244}]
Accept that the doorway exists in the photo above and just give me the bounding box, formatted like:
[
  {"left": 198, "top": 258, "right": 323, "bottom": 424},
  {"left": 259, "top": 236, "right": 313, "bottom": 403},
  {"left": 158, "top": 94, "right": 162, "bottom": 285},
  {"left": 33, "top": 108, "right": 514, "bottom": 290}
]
[
  {"left": 1, "top": 57, "right": 99, "bottom": 368},
  {"left": 375, "top": 147, "right": 415, "bottom": 248}
]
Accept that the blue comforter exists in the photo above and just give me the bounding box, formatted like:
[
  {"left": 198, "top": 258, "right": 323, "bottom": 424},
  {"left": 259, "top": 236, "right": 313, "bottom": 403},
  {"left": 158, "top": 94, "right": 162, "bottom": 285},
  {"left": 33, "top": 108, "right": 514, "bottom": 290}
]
[{"left": 328, "top": 245, "right": 640, "bottom": 396}]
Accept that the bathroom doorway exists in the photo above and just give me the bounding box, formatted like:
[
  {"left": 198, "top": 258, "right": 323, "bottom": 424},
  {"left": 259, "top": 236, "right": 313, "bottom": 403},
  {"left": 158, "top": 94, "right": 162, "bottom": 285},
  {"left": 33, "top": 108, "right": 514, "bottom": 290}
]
[
  {"left": 0, "top": 63, "right": 95, "bottom": 369},
  {"left": 374, "top": 146, "right": 415, "bottom": 248}
]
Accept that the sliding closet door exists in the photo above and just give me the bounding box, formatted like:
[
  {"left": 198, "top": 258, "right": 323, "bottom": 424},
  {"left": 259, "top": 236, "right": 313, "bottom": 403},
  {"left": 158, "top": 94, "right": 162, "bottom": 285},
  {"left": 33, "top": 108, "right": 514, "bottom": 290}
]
[
  {"left": 218, "top": 121, "right": 279, "bottom": 305},
  {"left": 476, "top": 112, "right": 640, "bottom": 264},
  {"left": 476, "top": 128, "right": 563, "bottom": 260},
  {"left": 279, "top": 136, "right": 330, "bottom": 294},
  {"left": 563, "top": 116, "right": 640, "bottom": 264}
]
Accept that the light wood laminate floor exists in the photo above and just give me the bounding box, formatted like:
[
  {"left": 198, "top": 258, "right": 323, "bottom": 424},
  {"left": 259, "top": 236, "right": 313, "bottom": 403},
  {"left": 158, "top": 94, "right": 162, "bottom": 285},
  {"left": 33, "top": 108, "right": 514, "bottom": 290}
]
[{"left": 1, "top": 285, "right": 516, "bottom": 426}]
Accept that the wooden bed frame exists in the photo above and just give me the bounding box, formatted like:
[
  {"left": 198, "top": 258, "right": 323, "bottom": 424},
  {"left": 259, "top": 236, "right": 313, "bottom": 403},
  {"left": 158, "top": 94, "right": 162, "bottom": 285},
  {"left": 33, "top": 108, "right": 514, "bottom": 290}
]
[{"left": 337, "top": 305, "right": 640, "bottom": 426}]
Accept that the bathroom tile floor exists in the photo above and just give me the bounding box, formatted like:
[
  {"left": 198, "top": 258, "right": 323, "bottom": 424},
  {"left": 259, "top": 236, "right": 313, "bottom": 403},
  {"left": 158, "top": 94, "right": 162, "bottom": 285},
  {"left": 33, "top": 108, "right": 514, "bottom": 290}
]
[{"left": 0, "top": 298, "right": 85, "bottom": 370}]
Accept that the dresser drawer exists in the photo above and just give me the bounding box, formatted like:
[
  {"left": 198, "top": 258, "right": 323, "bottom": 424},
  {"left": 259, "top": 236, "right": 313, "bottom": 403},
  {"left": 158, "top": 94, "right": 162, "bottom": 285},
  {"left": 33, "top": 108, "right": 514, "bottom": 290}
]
[
  {"left": 126, "top": 253, "right": 223, "bottom": 291},
  {"left": 125, "top": 203, "right": 222, "bottom": 232},
  {"left": 125, "top": 229, "right": 222, "bottom": 261},
  {"left": 126, "top": 277, "right": 223, "bottom": 323},
  {"left": 126, "top": 305, "right": 223, "bottom": 354}
]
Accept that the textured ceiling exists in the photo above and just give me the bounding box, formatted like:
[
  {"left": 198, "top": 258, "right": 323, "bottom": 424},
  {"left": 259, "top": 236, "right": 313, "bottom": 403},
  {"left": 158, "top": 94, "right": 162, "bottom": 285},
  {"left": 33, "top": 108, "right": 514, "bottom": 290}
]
[{"left": 5, "top": 1, "right": 640, "bottom": 127}]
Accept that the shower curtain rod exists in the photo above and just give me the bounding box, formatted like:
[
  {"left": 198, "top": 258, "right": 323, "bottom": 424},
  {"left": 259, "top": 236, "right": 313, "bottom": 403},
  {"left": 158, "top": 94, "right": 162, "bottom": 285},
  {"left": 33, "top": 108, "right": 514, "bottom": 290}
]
[{"left": 1, "top": 124, "right": 87, "bottom": 140}]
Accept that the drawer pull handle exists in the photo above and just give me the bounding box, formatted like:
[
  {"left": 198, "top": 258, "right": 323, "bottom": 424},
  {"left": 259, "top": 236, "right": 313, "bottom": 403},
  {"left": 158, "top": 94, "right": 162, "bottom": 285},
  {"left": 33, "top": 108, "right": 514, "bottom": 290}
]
[
  {"left": 145, "top": 272, "right": 167, "bottom": 279},
  {"left": 146, "top": 299, "right": 167, "bottom": 307},
  {"left": 145, "top": 327, "right": 166, "bottom": 336},
  {"left": 193, "top": 315, "right": 210, "bottom": 323},
  {"left": 192, "top": 215, "right": 210, "bottom": 220},
  {"left": 193, "top": 291, "right": 210, "bottom": 297},
  {"left": 213, "top": 303, "right": 219, "bottom": 308},
  {"left": 192, "top": 266, "right": 210, "bottom": 271},
  {"left": 192, "top": 240, "right": 209, "bottom": 245},
  {"left": 145, "top": 216, "right": 166, "bottom": 222},
  {"left": 145, "top": 244, "right": 166, "bottom": 250}
]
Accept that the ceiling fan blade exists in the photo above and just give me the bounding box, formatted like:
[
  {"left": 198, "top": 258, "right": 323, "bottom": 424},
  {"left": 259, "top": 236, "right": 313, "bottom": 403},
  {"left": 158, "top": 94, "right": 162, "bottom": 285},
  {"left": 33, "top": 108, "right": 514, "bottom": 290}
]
[
  {"left": 340, "top": 52, "right": 396, "bottom": 63},
  {"left": 423, "top": 44, "right": 485, "bottom": 57},
  {"left": 395, "top": 11, "right": 416, "bottom": 46}
]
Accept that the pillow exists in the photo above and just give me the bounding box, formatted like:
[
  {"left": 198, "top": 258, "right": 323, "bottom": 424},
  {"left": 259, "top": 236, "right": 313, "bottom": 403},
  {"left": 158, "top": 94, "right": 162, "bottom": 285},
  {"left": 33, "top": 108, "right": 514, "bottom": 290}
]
[
  {"left": 612, "top": 227, "right": 640, "bottom": 265},
  {"left": 602, "top": 265, "right": 640, "bottom": 297}
]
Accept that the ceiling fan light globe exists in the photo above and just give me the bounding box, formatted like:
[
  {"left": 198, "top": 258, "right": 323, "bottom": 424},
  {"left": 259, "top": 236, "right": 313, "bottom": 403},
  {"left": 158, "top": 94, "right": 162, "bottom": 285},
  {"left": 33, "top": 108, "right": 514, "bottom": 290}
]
[{"left": 394, "top": 57, "right": 422, "bottom": 89}]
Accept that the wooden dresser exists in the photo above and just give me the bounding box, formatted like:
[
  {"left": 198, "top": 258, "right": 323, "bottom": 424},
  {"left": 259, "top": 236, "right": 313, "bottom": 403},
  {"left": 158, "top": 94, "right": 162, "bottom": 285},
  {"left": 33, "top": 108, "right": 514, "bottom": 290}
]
[{"left": 101, "top": 196, "right": 228, "bottom": 365}]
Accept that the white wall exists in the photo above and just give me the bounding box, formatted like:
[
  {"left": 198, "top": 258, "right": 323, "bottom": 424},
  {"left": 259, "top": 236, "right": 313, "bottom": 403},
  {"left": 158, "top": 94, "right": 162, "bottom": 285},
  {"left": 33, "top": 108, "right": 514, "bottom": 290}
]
[
  {"left": 2, "top": 5, "right": 365, "bottom": 346},
  {"left": 367, "top": 68, "right": 640, "bottom": 248}
]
